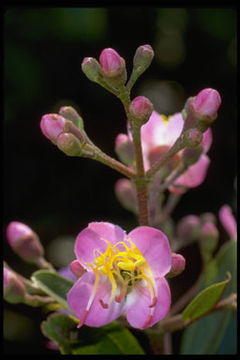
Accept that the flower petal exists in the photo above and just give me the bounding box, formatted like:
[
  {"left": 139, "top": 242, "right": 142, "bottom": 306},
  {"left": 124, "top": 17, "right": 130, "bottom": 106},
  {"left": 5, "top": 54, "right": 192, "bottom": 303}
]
[
  {"left": 125, "top": 277, "right": 171, "bottom": 329},
  {"left": 67, "top": 271, "right": 124, "bottom": 327},
  {"left": 74, "top": 222, "right": 126, "bottom": 269},
  {"left": 174, "top": 154, "right": 210, "bottom": 189},
  {"left": 202, "top": 128, "right": 212, "bottom": 154},
  {"left": 219, "top": 205, "right": 237, "bottom": 240},
  {"left": 127, "top": 226, "right": 172, "bottom": 277}
]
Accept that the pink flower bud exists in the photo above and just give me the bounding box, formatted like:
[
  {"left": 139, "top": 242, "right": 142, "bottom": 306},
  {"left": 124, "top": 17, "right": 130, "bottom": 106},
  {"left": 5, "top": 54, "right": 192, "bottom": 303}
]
[
  {"left": 114, "top": 178, "right": 137, "bottom": 214},
  {"left": 56, "top": 132, "right": 81, "bottom": 156},
  {"left": 182, "top": 145, "right": 203, "bottom": 166},
  {"left": 6, "top": 222, "right": 44, "bottom": 264},
  {"left": 129, "top": 96, "right": 153, "bottom": 124},
  {"left": 193, "top": 88, "right": 221, "bottom": 118},
  {"left": 167, "top": 253, "right": 186, "bottom": 278},
  {"left": 70, "top": 260, "right": 85, "bottom": 277},
  {"left": 99, "top": 48, "right": 124, "bottom": 77},
  {"left": 40, "top": 114, "right": 66, "bottom": 144},
  {"left": 219, "top": 205, "right": 237, "bottom": 240},
  {"left": 133, "top": 44, "right": 154, "bottom": 73},
  {"left": 115, "top": 134, "right": 134, "bottom": 165},
  {"left": 184, "top": 128, "right": 203, "bottom": 148},
  {"left": 81, "top": 57, "right": 101, "bottom": 82},
  {"left": 3, "top": 266, "right": 26, "bottom": 303},
  {"left": 176, "top": 215, "right": 201, "bottom": 241}
]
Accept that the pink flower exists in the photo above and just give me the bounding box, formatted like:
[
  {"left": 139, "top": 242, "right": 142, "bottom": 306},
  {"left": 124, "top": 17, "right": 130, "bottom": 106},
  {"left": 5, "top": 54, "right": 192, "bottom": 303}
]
[
  {"left": 123, "top": 111, "right": 212, "bottom": 192},
  {"left": 219, "top": 205, "right": 237, "bottom": 241},
  {"left": 67, "top": 222, "right": 171, "bottom": 329}
]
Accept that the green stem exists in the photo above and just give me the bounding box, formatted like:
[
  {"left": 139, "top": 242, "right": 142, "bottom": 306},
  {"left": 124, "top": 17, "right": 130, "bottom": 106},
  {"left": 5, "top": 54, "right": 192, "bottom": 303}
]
[
  {"left": 118, "top": 86, "right": 149, "bottom": 226},
  {"left": 146, "top": 137, "right": 185, "bottom": 179}
]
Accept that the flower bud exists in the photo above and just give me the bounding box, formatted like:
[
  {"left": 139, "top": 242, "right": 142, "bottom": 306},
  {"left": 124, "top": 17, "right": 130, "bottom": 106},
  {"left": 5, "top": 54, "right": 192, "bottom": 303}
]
[
  {"left": 6, "top": 222, "right": 44, "bottom": 264},
  {"left": 99, "top": 48, "right": 127, "bottom": 86},
  {"left": 40, "top": 114, "right": 66, "bottom": 145},
  {"left": 167, "top": 253, "right": 186, "bottom": 278},
  {"left": 219, "top": 205, "right": 237, "bottom": 241},
  {"left": 129, "top": 96, "right": 153, "bottom": 125},
  {"left": 184, "top": 128, "right": 203, "bottom": 148},
  {"left": 133, "top": 44, "right": 154, "bottom": 74},
  {"left": 182, "top": 144, "right": 203, "bottom": 166},
  {"left": 56, "top": 132, "right": 82, "bottom": 156},
  {"left": 4, "top": 266, "right": 26, "bottom": 303},
  {"left": 176, "top": 215, "right": 201, "bottom": 242},
  {"left": 199, "top": 222, "right": 219, "bottom": 263},
  {"left": 115, "top": 134, "right": 134, "bottom": 166},
  {"left": 81, "top": 57, "right": 101, "bottom": 83},
  {"left": 200, "top": 212, "right": 216, "bottom": 225},
  {"left": 70, "top": 260, "right": 85, "bottom": 277},
  {"left": 59, "top": 106, "right": 84, "bottom": 130},
  {"left": 114, "top": 178, "right": 137, "bottom": 214},
  {"left": 193, "top": 88, "right": 221, "bottom": 118}
]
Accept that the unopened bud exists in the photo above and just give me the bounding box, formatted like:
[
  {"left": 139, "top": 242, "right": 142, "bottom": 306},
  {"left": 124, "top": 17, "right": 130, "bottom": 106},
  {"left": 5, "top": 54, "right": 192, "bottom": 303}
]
[
  {"left": 81, "top": 57, "right": 101, "bottom": 83},
  {"left": 129, "top": 96, "right": 153, "bottom": 125},
  {"left": 167, "top": 253, "right": 186, "bottom": 278},
  {"left": 200, "top": 212, "right": 216, "bottom": 225},
  {"left": 56, "top": 132, "right": 82, "bottom": 156},
  {"left": 99, "top": 48, "right": 127, "bottom": 86},
  {"left": 115, "top": 134, "right": 134, "bottom": 165},
  {"left": 193, "top": 88, "right": 221, "bottom": 118},
  {"left": 40, "top": 114, "right": 66, "bottom": 145},
  {"left": 114, "top": 178, "right": 137, "bottom": 214},
  {"left": 133, "top": 44, "right": 154, "bottom": 74},
  {"left": 182, "top": 145, "right": 203, "bottom": 166},
  {"left": 6, "top": 222, "right": 44, "bottom": 264},
  {"left": 59, "top": 106, "right": 84, "bottom": 130},
  {"left": 199, "top": 222, "right": 219, "bottom": 263},
  {"left": 70, "top": 260, "right": 85, "bottom": 277},
  {"left": 4, "top": 266, "right": 26, "bottom": 303},
  {"left": 176, "top": 215, "right": 201, "bottom": 242},
  {"left": 219, "top": 205, "right": 237, "bottom": 241},
  {"left": 184, "top": 128, "right": 203, "bottom": 148}
]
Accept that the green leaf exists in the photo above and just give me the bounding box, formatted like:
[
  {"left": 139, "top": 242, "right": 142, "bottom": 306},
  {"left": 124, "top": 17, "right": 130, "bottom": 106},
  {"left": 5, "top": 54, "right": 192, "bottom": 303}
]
[
  {"left": 180, "top": 240, "right": 237, "bottom": 354},
  {"left": 182, "top": 272, "right": 231, "bottom": 321},
  {"left": 41, "top": 313, "right": 145, "bottom": 355},
  {"left": 31, "top": 270, "right": 74, "bottom": 312}
]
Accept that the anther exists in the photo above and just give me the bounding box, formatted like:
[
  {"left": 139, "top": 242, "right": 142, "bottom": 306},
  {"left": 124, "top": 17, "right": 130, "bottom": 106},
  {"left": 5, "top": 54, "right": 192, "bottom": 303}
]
[{"left": 99, "top": 299, "right": 109, "bottom": 309}]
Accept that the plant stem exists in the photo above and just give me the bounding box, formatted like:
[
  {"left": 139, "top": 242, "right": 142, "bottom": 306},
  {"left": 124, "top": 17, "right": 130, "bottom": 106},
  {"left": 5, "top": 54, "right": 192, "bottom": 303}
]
[
  {"left": 146, "top": 137, "right": 185, "bottom": 179},
  {"left": 118, "top": 86, "right": 149, "bottom": 225}
]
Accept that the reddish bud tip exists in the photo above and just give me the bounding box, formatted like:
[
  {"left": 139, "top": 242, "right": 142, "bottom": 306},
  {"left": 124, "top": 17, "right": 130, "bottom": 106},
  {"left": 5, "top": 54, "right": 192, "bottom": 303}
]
[
  {"left": 40, "top": 114, "right": 66, "bottom": 144},
  {"left": 99, "top": 48, "right": 124, "bottom": 77},
  {"left": 6, "top": 222, "right": 44, "bottom": 263},
  {"left": 193, "top": 88, "right": 221, "bottom": 118},
  {"left": 129, "top": 96, "right": 153, "bottom": 124},
  {"left": 70, "top": 260, "right": 85, "bottom": 277},
  {"left": 167, "top": 253, "right": 186, "bottom": 278}
]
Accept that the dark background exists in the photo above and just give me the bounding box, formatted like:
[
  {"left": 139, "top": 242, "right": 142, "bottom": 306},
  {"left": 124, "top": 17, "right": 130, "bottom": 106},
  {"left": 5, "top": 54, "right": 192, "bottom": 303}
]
[{"left": 3, "top": 7, "right": 237, "bottom": 354}]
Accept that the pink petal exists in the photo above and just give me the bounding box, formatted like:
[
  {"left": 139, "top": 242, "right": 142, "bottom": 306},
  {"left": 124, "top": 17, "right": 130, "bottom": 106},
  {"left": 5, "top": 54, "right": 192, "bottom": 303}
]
[
  {"left": 141, "top": 112, "right": 183, "bottom": 155},
  {"left": 127, "top": 226, "right": 172, "bottom": 277},
  {"left": 67, "top": 271, "right": 124, "bottom": 327},
  {"left": 202, "top": 128, "right": 212, "bottom": 153},
  {"left": 74, "top": 222, "right": 126, "bottom": 269},
  {"left": 219, "top": 205, "right": 237, "bottom": 240},
  {"left": 125, "top": 277, "right": 171, "bottom": 329},
  {"left": 172, "top": 154, "right": 210, "bottom": 188}
]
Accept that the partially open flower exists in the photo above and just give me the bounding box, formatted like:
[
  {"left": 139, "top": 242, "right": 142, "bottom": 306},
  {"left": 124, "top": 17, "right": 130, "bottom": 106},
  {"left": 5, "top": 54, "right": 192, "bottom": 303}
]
[{"left": 67, "top": 222, "right": 171, "bottom": 329}]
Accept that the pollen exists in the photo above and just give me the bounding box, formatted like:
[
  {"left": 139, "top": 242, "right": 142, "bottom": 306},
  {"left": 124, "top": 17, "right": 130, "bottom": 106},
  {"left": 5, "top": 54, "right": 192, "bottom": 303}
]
[{"left": 85, "top": 237, "right": 158, "bottom": 309}]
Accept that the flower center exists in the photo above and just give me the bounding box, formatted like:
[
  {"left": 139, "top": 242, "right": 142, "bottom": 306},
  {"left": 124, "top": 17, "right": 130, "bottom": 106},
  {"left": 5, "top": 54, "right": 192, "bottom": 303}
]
[{"left": 85, "top": 238, "right": 158, "bottom": 309}]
